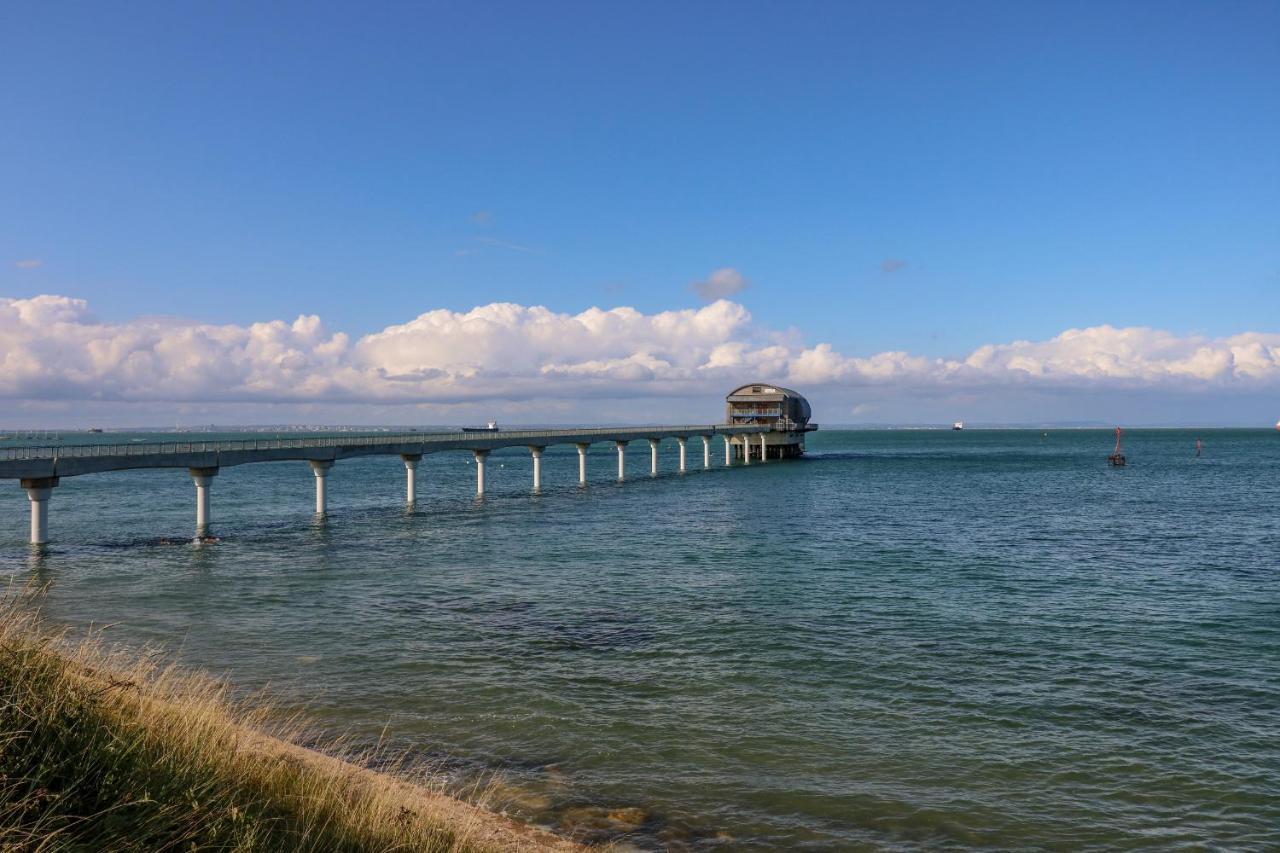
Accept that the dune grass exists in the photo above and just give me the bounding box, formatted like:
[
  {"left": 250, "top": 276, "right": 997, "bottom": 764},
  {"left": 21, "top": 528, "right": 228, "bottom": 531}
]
[{"left": 0, "top": 591, "right": 574, "bottom": 852}]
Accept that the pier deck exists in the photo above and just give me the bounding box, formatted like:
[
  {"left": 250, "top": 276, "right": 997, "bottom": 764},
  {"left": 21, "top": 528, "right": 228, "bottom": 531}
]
[
  {"left": 0, "top": 424, "right": 767, "bottom": 480},
  {"left": 1, "top": 424, "right": 776, "bottom": 546}
]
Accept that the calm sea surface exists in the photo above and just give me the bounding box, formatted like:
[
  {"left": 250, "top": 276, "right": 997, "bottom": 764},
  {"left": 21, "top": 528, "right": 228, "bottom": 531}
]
[{"left": 2, "top": 429, "right": 1278, "bottom": 849}]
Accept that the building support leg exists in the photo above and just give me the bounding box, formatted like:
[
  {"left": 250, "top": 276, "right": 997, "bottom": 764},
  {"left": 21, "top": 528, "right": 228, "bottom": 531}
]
[
  {"left": 21, "top": 477, "right": 58, "bottom": 546},
  {"left": 530, "top": 446, "right": 544, "bottom": 491},
  {"left": 677, "top": 437, "right": 687, "bottom": 473},
  {"left": 649, "top": 438, "right": 660, "bottom": 476},
  {"left": 401, "top": 454, "right": 420, "bottom": 504},
  {"left": 703, "top": 436, "right": 711, "bottom": 468},
  {"left": 309, "top": 459, "right": 333, "bottom": 515},
  {"left": 190, "top": 467, "right": 218, "bottom": 539},
  {"left": 760, "top": 433, "right": 768, "bottom": 463},
  {"left": 474, "top": 450, "right": 489, "bottom": 496},
  {"left": 615, "top": 441, "right": 628, "bottom": 480},
  {"left": 724, "top": 436, "right": 732, "bottom": 466},
  {"left": 576, "top": 443, "right": 589, "bottom": 485}
]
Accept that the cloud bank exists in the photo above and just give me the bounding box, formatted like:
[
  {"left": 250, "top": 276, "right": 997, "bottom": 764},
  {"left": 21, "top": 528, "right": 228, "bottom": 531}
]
[{"left": 1, "top": 295, "right": 1278, "bottom": 414}]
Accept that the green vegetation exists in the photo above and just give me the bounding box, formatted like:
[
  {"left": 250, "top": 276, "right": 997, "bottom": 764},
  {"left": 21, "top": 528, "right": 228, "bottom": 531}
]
[{"left": 0, "top": 593, "right": 569, "bottom": 851}]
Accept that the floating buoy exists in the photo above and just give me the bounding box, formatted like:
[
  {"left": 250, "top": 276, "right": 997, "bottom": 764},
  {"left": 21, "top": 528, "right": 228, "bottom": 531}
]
[{"left": 1108, "top": 427, "right": 1126, "bottom": 466}]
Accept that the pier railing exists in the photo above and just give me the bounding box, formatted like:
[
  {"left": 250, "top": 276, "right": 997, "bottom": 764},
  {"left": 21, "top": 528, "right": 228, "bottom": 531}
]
[{"left": 0, "top": 424, "right": 765, "bottom": 462}]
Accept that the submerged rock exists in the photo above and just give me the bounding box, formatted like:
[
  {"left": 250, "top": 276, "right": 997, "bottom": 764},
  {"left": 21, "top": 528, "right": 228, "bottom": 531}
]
[
  {"left": 557, "top": 804, "right": 650, "bottom": 841},
  {"left": 606, "top": 807, "right": 647, "bottom": 829},
  {"left": 482, "top": 780, "right": 554, "bottom": 815},
  {"left": 541, "top": 762, "right": 570, "bottom": 787}
]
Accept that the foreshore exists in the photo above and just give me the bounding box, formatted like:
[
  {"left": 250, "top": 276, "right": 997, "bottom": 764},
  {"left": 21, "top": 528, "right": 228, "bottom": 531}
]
[{"left": 0, "top": 596, "right": 583, "bottom": 852}]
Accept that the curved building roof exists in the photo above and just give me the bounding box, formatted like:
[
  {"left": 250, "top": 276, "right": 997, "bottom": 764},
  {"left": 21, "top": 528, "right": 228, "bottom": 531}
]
[{"left": 726, "top": 382, "right": 812, "bottom": 421}]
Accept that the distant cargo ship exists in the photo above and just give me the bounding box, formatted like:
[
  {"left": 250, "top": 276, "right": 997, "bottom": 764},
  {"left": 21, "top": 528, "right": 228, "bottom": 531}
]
[
  {"left": 462, "top": 421, "right": 500, "bottom": 433},
  {"left": 952, "top": 421, "right": 964, "bottom": 431}
]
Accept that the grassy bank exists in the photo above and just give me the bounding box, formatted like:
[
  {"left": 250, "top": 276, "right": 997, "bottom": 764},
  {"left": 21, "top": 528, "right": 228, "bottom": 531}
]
[{"left": 0, "top": 594, "right": 578, "bottom": 852}]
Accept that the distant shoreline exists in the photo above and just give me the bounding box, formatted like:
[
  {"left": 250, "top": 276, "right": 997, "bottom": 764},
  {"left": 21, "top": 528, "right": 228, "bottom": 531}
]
[{"left": 1, "top": 424, "right": 1275, "bottom": 435}]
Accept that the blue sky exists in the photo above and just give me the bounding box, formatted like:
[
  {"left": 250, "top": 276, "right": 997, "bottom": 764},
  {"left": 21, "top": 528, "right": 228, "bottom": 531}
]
[{"left": 1, "top": 2, "right": 1278, "bottom": 425}]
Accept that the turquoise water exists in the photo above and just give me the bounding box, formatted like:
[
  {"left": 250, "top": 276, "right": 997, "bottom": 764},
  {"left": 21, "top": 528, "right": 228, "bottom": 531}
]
[{"left": 2, "top": 429, "right": 1278, "bottom": 849}]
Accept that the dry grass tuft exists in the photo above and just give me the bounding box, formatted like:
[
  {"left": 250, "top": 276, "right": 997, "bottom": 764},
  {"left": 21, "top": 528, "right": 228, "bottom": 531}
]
[{"left": 0, "top": 588, "right": 578, "bottom": 852}]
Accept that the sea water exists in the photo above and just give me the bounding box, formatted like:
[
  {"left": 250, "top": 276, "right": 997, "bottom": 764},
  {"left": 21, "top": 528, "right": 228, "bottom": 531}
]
[{"left": 2, "top": 429, "right": 1277, "bottom": 849}]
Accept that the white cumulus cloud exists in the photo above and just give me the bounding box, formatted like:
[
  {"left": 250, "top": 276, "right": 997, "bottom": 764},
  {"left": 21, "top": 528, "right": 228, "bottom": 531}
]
[
  {"left": 785, "top": 325, "right": 1280, "bottom": 389},
  {"left": 0, "top": 295, "right": 1278, "bottom": 411}
]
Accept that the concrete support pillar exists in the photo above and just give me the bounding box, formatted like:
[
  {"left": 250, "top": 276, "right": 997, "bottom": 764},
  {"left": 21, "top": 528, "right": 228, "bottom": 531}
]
[
  {"left": 189, "top": 467, "right": 218, "bottom": 538},
  {"left": 677, "top": 437, "right": 687, "bottom": 473},
  {"left": 529, "top": 446, "right": 544, "bottom": 491},
  {"left": 615, "top": 441, "right": 628, "bottom": 480},
  {"left": 401, "top": 454, "right": 421, "bottom": 504},
  {"left": 703, "top": 436, "right": 711, "bottom": 468},
  {"left": 473, "top": 450, "right": 489, "bottom": 495},
  {"left": 760, "top": 433, "right": 768, "bottom": 463},
  {"left": 576, "top": 443, "right": 590, "bottom": 485},
  {"left": 724, "top": 435, "right": 732, "bottom": 466},
  {"left": 309, "top": 459, "right": 333, "bottom": 514},
  {"left": 649, "top": 438, "right": 660, "bottom": 476},
  {"left": 742, "top": 435, "right": 751, "bottom": 465},
  {"left": 21, "top": 477, "right": 57, "bottom": 546}
]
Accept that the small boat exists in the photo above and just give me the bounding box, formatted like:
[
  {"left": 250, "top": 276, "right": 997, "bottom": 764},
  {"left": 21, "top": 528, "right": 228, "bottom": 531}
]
[
  {"left": 952, "top": 421, "right": 964, "bottom": 431},
  {"left": 462, "top": 420, "right": 500, "bottom": 433},
  {"left": 1275, "top": 419, "right": 1280, "bottom": 431},
  {"left": 88, "top": 427, "right": 104, "bottom": 433}
]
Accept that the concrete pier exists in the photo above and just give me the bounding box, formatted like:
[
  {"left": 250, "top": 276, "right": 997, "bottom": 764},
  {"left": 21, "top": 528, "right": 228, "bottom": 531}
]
[
  {"left": 649, "top": 438, "right": 660, "bottom": 476},
  {"left": 529, "top": 446, "right": 544, "bottom": 491},
  {"left": 402, "top": 454, "right": 420, "bottom": 504},
  {"left": 473, "top": 450, "right": 489, "bottom": 495},
  {"left": 21, "top": 477, "right": 57, "bottom": 546},
  {"left": 190, "top": 467, "right": 217, "bottom": 538},
  {"left": 760, "top": 433, "right": 767, "bottom": 462},
  {"left": 309, "top": 459, "right": 333, "bottom": 514},
  {"left": 1, "top": 417, "right": 806, "bottom": 546}
]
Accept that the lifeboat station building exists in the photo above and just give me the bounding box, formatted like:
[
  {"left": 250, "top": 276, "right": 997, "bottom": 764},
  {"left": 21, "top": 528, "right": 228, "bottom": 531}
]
[{"left": 725, "top": 383, "right": 818, "bottom": 460}]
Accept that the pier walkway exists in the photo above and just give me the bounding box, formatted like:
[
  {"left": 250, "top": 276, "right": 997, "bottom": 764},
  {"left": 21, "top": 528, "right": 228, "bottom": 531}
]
[{"left": 1, "top": 424, "right": 774, "bottom": 545}]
